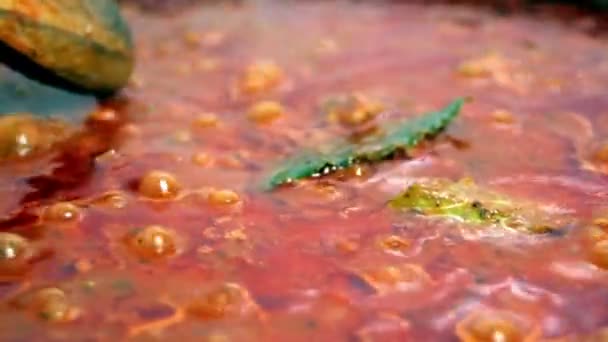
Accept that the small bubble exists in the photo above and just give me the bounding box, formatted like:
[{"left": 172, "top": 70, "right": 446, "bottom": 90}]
[
  {"left": 379, "top": 235, "right": 410, "bottom": 253},
  {"left": 138, "top": 170, "right": 181, "bottom": 200},
  {"left": 207, "top": 189, "right": 240, "bottom": 206},
  {"left": 0, "top": 114, "right": 70, "bottom": 160},
  {"left": 183, "top": 31, "right": 201, "bottom": 47},
  {"left": 248, "top": 101, "right": 284, "bottom": 124},
  {"left": 87, "top": 108, "right": 119, "bottom": 123},
  {"left": 491, "top": 109, "right": 514, "bottom": 124},
  {"left": 188, "top": 283, "right": 254, "bottom": 320},
  {"left": 43, "top": 202, "right": 81, "bottom": 223},
  {"left": 590, "top": 240, "right": 608, "bottom": 269},
  {"left": 94, "top": 191, "right": 129, "bottom": 209},
  {"left": 456, "top": 311, "right": 526, "bottom": 342},
  {"left": 335, "top": 238, "right": 359, "bottom": 254},
  {"left": 239, "top": 61, "right": 283, "bottom": 95},
  {"left": 192, "top": 152, "right": 213, "bottom": 166},
  {"left": 594, "top": 144, "right": 608, "bottom": 163},
  {"left": 15, "top": 287, "right": 79, "bottom": 323},
  {"left": 324, "top": 93, "right": 383, "bottom": 128},
  {"left": 192, "top": 113, "right": 220, "bottom": 128},
  {"left": 125, "top": 225, "right": 178, "bottom": 260},
  {"left": 0, "top": 233, "right": 33, "bottom": 277}
]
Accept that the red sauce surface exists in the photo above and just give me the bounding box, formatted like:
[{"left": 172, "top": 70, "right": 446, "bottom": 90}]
[{"left": 1, "top": 2, "right": 608, "bottom": 340}]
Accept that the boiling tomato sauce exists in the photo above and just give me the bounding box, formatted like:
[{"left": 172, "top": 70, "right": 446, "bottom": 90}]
[{"left": 1, "top": 1, "right": 608, "bottom": 341}]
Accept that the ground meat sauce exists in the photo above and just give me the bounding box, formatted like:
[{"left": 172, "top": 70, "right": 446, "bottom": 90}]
[{"left": 1, "top": 1, "right": 608, "bottom": 340}]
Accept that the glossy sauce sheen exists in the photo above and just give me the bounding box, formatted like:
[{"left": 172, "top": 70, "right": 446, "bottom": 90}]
[{"left": 1, "top": 2, "right": 608, "bottom": 341}]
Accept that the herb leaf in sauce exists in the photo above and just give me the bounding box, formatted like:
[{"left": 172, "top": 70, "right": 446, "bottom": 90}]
[
  {"left": 390, "top": 178, "right": 570, "bottom": 234},
  {"left": 264, "top": 98, "right": 465, "bottom": 190}
]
